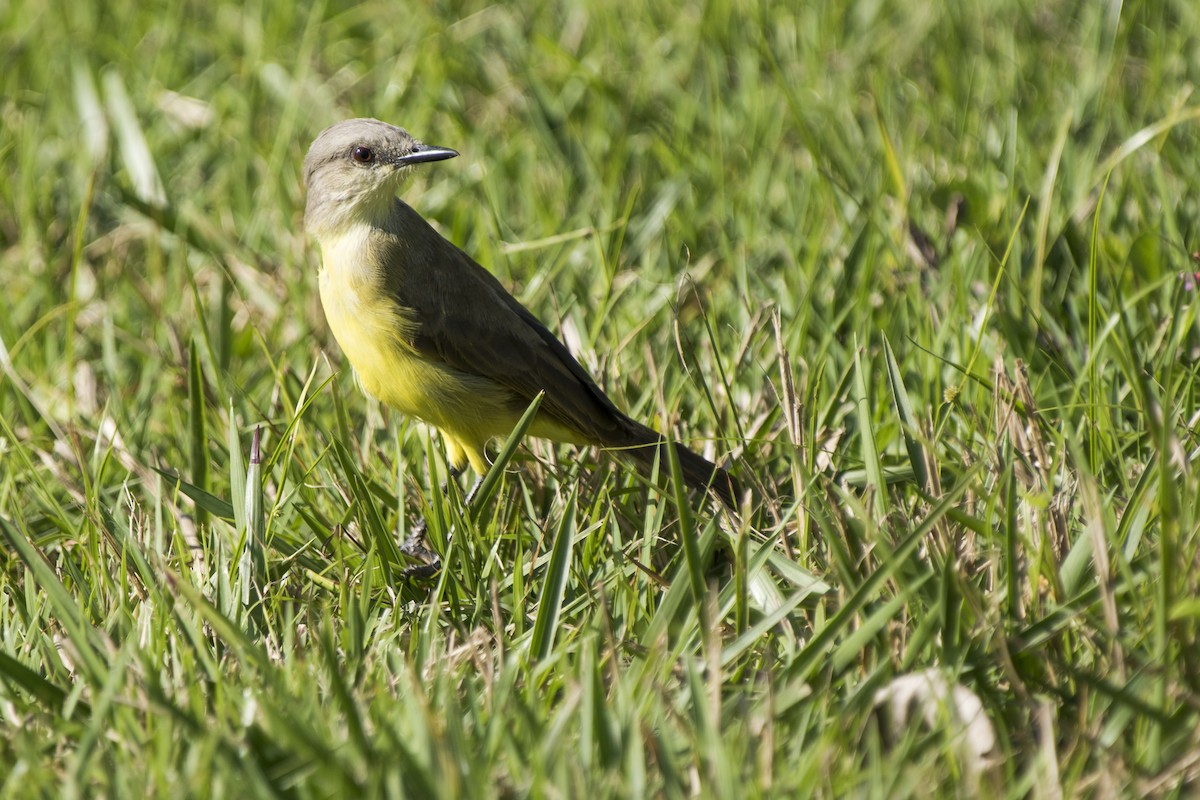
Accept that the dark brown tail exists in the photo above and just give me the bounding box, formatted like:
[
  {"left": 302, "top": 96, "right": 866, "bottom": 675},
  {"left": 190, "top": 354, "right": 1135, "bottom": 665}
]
[{"left": 620, "top": 426, "right": 740, "bottom": 509}]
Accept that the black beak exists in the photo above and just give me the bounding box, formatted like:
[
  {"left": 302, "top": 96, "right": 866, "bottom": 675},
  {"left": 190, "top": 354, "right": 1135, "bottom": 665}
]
[{"left": 395, "top": 143, "right": 459, "bottom": 166}]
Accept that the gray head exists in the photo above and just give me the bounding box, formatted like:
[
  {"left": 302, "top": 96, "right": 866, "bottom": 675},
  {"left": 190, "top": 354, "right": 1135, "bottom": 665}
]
[{"left": 303, "top": 118, "right": 458, "bottom": 236}]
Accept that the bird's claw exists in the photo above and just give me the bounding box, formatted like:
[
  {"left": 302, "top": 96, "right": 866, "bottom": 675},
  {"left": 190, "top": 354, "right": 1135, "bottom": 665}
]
[{"left": 399, "top": 519, "right": 441, "bottom": 579}]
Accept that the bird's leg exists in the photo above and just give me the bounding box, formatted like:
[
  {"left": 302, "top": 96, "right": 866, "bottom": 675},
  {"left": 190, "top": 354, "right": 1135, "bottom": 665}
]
[
  {"left": 463, "top": 473, "right": 485, "bottom": 507},
  {"left": 400, "top": 465, "right": 474, "bottom": 579},
  {"left": 399, "top": 466, "right": 461, "bottom": 562}
]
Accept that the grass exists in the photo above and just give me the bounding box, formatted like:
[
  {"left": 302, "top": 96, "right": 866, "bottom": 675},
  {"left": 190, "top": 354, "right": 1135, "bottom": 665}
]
[{"left": 3, "top": 0, "right": 1200, "bottom": 795}]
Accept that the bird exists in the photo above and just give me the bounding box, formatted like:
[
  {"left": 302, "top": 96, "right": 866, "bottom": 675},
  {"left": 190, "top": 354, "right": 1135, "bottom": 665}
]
[{"left": 302, "top": 118, "right": 739, "bottom": 542}]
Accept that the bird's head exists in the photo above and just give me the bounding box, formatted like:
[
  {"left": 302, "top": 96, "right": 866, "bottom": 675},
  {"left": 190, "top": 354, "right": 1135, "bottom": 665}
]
[{"left": 303, "top": 118, "right": 457, "bottom": 236}]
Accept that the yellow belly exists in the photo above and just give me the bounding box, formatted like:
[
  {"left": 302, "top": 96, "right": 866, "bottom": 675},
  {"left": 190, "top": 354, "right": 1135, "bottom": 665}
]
[
  {"left": 318, "top": 265, "right": 520, "bottom": 473},
  {"left": 316, "top": 224, "right": 591, "bottom": 473}
]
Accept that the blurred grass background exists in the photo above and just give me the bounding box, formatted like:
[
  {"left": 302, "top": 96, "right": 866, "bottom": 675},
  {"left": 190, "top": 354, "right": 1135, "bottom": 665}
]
[{"left": 3, "top": 0, "right": 1200, "bottom": 795}]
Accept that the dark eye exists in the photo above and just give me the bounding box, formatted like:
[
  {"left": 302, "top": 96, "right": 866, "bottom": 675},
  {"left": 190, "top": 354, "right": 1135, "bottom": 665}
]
[{"left": 351, "top": 146, "right": 375, "bottom": 164}]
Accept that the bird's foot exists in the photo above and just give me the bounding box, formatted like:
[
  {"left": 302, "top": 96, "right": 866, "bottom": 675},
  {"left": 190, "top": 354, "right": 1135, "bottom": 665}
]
[{"left": 399, "top": 519, "right": 441, "bottom": 579}]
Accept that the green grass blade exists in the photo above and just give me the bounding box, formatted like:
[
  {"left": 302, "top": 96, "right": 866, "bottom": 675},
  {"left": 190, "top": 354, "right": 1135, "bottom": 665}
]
[
  {"left": 530, "top": 493, "right": 576, "bottom": 662},
  {"left": 853, "top": 339, "right": 887, "bottom": 521}
]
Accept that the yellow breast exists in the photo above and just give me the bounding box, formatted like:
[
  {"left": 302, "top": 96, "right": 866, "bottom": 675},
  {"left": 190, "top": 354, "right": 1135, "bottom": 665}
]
[
  {"left": 318, "top": 247, "right": 429, "bottom": 418},
  {"left": 316, "top": 225, "right": 517, "bottom": 471}
]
